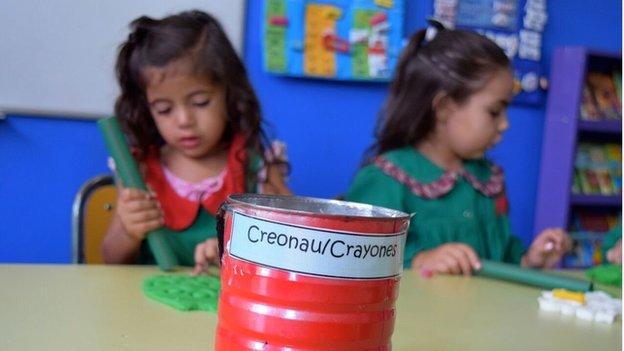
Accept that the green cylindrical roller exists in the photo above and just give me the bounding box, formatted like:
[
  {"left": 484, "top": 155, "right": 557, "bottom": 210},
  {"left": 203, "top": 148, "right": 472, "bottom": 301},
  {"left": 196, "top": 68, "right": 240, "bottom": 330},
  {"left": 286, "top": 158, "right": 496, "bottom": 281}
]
[
  {"left": 477, "top": 260, "right": 593, "bottom": 292},
  {"left": 98, "top": 117, "right": 178, "bottom": 271}
]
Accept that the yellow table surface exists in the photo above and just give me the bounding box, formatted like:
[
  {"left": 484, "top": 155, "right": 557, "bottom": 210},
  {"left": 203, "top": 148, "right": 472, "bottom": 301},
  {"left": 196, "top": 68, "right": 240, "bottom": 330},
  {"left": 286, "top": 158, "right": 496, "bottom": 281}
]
[{"left": 0, "top": 264, "right": 620, "bottom": 350}]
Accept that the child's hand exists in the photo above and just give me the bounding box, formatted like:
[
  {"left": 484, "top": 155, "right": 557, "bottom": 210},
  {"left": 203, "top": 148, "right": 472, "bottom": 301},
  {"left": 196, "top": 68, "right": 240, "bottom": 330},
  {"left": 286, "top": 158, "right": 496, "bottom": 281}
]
[
  {"left": 606, "top": 239, "right": 622, "bottom": 265},
  {"left": 261, "top": 163, "right": 292, "bottom": 196},
  {"left": 192, "top": 238, "right": 220, "bottom": 275},
  {"left": 411, "top": 243, "right": 482, "bottom": 276},
  {"left": 116, "top": 188, "right": 164, "bottom": 241},
  {"left": 522, "top": 228, "right": 571, "bottom": 268}
]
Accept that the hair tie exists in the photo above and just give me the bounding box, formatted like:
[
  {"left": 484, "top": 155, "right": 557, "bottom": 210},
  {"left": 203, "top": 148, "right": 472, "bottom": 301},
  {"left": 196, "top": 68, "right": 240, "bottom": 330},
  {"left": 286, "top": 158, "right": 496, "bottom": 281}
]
[{"left": 424, "top": 18, "right": 452, "bottom": 44}]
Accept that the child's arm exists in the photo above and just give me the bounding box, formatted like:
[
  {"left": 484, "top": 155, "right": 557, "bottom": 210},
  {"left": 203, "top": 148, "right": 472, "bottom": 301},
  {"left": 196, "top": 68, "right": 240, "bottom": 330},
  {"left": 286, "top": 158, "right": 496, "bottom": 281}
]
[
  {"left": 521, "top": 228, "right": 572, "bottom": 268},
  {"left": 411, "top": 243, "right": 482, "bottom": 276},
  {"left": 606, "top": 240, "right": 622, "bottom": 264},
  {"left": 603, "top": 219, "right": 622, "bottom": 264},
  {"left": 102, "top": 212, "right": 143, "bottom": 263},
  {"left": 101, "top": 188, "right": 164, "bottom": 264},
  {"left": 192, "top": 238, "right": 220, "bottom": 275},
  {"left": 261, "top": 163, "right": 292, "bottom": 195}
]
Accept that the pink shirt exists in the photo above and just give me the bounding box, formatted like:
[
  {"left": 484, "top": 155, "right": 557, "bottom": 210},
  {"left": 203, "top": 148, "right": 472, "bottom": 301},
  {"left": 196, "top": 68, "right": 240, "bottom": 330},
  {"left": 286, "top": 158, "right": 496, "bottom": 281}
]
[
  {"left": 162, "top": 166, "right": 227, "bottom": 202},
  {"left": 107, "top": 140, "right": 288, "bottom": 200}
]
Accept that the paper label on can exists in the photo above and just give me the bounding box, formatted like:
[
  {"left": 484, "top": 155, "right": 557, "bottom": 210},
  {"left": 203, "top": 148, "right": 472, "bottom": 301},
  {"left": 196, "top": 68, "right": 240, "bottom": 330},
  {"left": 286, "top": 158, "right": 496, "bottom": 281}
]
[{"left": 228, "top": 211, "right": 407, "bottom": 279}]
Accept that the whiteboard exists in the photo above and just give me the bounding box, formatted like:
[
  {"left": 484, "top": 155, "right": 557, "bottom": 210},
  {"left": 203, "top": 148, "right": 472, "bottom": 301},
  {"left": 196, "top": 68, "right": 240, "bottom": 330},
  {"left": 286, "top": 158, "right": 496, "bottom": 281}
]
[{"left": 0, "top": 0, "right": 246, "bottom": 119}]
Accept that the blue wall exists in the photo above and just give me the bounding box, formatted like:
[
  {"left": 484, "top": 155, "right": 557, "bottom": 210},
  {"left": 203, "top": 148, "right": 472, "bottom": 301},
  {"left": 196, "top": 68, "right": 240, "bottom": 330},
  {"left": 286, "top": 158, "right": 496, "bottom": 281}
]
[
  {"left": 0, "top": 0, "right": 621, "bottom": 262},
  {"left": 0, "top": 116, "right": 109, "bottom": 262}
]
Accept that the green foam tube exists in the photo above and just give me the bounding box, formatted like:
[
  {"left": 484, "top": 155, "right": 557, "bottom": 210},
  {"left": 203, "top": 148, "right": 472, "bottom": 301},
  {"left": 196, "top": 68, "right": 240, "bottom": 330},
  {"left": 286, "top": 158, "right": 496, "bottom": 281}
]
[
  {"left": 98, "top": 117, "right": 178, "bottom": 271},
  {"left": 476, "top": 260, "right": 593, "bottom": 292}
]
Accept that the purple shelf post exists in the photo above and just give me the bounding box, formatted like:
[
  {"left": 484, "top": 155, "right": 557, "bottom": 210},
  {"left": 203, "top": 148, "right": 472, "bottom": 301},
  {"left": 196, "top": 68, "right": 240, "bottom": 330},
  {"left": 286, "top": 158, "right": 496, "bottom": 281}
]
[
  {"left": 534, "top": 47, "right": 587, "bottom": 233},
  {"left": 534, "top": 46, "right": 622, "bottom": 238}
]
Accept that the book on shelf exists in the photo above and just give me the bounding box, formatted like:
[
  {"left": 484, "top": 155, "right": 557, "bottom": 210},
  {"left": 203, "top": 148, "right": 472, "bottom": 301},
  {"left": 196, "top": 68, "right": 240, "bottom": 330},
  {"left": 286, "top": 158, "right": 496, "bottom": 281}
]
[
  {"left": 563, "top": 231, "right": 602, "bottom": 267},
  {"left": 579, "top": 71, "right": 622, "bottom": 121},
  {"left": 613, "top": 70, "right": 622, "bottom": 105},
  {"left": 605, "top": 144, "right": 622, "bottom": 192},
  {"left": 573, "top": 143, "right": 622, "bottom": 196},
  {"left": 563, "top": 231, "right": 604, "bottom": 268},
  {"left": 580, "top": 85, "right": 601, "bottom": 120},
  {"left": 574, "top": 210, "right": 617, "bottom": 232},
  {"left": 563, "top": 211, "right": 621, "bottom": 268}
]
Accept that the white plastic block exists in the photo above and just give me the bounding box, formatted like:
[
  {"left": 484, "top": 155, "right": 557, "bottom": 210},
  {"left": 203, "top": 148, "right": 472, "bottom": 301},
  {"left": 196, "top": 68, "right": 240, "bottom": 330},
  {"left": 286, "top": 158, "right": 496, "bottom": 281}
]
[
  {"left": 560, "top": 301, "right": 580, "bottom": 316},
  {"left": 588, "top": 291, "right": 612, "bottom": 301},
  {"left": 595, "top": 310, "right": 617, "bottom": 324},
  {"left": 538, "top": 289, "right": 621, "bottom": 324},
  {"left": 538, "top": 296, "right": 560, "bottom": 312},
  {"left": 576, "top": 307, "right": 595, "bottom": 321}
]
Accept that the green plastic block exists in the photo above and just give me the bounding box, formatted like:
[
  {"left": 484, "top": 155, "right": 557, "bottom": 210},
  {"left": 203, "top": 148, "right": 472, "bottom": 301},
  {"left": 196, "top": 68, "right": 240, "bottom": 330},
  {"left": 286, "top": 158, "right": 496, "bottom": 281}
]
[
  {"left": 142, "top": 274, "right": 221, "bottom": 312},
  {"left": 586, "top": 264, "right": 623, "bottom": 287}
]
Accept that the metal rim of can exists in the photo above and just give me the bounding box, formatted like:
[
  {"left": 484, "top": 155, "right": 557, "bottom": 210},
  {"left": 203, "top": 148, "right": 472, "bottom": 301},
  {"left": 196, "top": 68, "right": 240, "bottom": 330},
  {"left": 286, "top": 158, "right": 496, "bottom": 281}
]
[{"left": 224, "top": 194, "right": 410, "bottom": 221}]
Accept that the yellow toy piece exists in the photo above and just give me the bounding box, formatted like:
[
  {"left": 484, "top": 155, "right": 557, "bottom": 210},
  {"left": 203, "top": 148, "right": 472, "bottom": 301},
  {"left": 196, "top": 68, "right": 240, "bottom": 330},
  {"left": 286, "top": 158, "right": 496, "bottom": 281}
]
[
  {"left": 304, "top": 4, "right": 340, "bottom": 77},
  {"left": 553, "top": 289, "right": 586, "bottom": 304},
  {"left": 375, "top": 0, "right": 394, "bottom": 8}
]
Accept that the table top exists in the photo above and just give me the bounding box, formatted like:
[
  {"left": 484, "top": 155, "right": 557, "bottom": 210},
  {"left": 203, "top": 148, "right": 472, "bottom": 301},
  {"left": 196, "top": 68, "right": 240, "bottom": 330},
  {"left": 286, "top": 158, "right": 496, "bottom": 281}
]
[{"left": 0, "top": 264, "right": 620, "bottom": 350}]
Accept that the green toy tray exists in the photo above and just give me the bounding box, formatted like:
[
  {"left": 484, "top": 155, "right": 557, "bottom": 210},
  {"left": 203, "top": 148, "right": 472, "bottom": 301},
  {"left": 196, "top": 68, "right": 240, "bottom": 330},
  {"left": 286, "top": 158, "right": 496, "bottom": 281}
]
[{"left": 142, "top": 274, "right": 220, "bottom": 312}]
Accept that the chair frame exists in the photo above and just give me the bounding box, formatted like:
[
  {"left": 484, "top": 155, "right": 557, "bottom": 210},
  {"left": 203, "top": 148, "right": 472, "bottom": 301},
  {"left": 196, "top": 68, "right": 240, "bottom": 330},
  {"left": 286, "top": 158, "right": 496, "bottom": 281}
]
[{"left": 71, "top": 174, "right": 115, "bottom": 263}]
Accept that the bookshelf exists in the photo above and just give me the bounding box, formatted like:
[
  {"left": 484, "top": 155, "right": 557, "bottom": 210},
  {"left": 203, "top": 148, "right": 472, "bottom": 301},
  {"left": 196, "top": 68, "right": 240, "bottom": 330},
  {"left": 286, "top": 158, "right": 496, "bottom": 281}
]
[
  {"left": 577, "top": 120, "right": 622, "bottom": 134},
  {"left": 569, "top": 194, "right": 621, "bottom": 207},
  {"left": 534, "top": 47, "right": 622, "bottom": 268}
]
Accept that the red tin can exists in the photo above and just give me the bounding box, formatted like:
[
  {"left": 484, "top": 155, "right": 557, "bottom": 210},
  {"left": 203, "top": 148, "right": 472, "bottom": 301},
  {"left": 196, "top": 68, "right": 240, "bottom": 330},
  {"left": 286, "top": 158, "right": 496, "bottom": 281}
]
[{"left": 215, "top": 194, "right": 410, "bottom": 350}]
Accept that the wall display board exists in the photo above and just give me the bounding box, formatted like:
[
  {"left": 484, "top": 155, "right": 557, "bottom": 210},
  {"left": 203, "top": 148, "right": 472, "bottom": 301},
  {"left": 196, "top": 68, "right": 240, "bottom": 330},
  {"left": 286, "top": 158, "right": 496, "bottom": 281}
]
[
  {"left": 263, "top": 0, "right": 405, "bottom": 82},
  {"left": 433, "top": 0, "right": 548, "bottom": 105}
]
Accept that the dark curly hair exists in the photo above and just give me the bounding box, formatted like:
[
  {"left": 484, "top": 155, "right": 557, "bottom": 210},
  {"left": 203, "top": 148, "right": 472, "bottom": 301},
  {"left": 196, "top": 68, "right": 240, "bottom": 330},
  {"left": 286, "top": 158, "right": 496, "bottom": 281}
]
[
  {"left": 115, "top": 10, "right": 270, "bottom": 162},
  {"left": 367, "top": 26, "right": 511, "bottom": 160}
]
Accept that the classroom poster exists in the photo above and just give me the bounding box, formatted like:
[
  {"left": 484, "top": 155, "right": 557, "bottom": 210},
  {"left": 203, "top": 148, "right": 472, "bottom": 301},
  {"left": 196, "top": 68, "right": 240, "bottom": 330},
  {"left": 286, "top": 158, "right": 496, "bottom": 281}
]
[
  {"left": 433, "top": 0, "right": 548, "bottom": 105},
  {"left": 263, "top": 0, "right": 405, "bottom": 81}
]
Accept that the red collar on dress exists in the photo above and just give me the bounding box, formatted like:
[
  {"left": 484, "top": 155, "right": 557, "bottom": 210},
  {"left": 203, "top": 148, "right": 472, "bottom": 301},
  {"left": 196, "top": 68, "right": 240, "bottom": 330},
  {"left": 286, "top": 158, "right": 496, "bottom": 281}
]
[
  {"left": 143, "top": 134, "right": 247, "bottom": 230},
  {"left": 374, "top": 156, "right": 504, "bottom": 199}
]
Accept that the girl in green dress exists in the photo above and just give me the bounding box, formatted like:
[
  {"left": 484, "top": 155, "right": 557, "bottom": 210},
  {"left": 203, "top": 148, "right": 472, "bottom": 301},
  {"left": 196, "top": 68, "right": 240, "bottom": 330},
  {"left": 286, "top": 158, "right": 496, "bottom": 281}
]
[
  {"left": 346, "top": 23, "right": 572, "bottom": 275},
  {"left": 102, "top": 11, "right": 291, "bottom": 273}
]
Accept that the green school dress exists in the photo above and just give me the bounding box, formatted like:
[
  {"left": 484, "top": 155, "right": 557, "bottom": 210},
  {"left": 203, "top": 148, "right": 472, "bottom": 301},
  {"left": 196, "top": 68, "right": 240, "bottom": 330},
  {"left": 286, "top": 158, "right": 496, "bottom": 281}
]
[
  {"left": 346, "top": 147, "right": 526, "bottom": 268},
  {"left": 136, "top": 160, "right": 262, "bottom": 266},
  {"left": 136, "top": 210, "right": 218, "bottom": 267},
  {"left": 135, "top": 135, "right": 263, "bottom": 266}
]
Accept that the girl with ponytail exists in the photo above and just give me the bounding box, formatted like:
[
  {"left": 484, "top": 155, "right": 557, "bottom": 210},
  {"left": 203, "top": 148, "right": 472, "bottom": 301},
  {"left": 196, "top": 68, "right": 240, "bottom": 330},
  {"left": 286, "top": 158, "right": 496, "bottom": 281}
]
[
  {"left": 102, "top": 10, "right": 291, "bottom": 273},
  {"left": 346, "top": 23, "right": 571, "bottom": 275}
]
